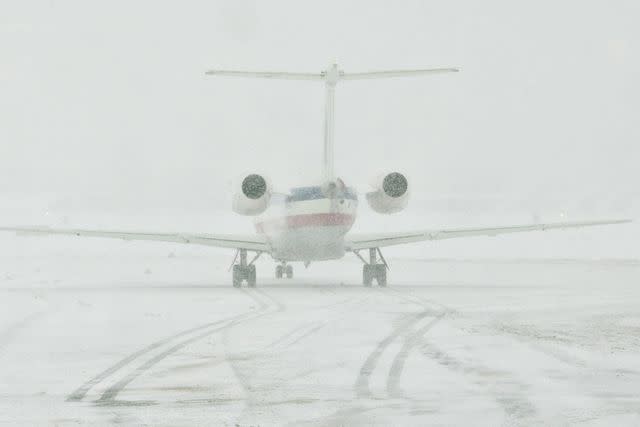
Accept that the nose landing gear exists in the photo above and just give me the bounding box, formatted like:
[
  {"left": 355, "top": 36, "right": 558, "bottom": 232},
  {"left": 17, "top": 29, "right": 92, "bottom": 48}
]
[{"left": 276, "top": 262, "right": 293, "bottom": 279}]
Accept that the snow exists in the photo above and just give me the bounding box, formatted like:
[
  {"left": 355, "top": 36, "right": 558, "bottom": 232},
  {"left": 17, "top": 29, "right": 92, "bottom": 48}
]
[{"left": 1, "top": 235, "right": 639, "bottom": 425}]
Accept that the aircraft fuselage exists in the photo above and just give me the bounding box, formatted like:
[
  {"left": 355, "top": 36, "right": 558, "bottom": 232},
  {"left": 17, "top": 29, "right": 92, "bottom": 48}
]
[{"left": 255, "top": 186, "right": 358, "bottom": 261}]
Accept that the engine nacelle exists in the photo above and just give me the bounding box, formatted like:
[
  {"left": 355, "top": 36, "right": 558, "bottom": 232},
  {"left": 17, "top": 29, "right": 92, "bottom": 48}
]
[
  {"left": 366, "top": 172, "right": 409, "bottom": 214},
  {"left": 232, "top": 174, "right": 271, "bottom": 216}
]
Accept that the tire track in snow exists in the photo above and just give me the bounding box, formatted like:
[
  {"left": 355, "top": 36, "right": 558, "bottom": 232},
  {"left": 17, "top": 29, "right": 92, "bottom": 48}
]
[
  {"left": 67, "top": 314, "right": 245, "bottom": 402},
  {"left": 354, "top": 288, "right": 444, "bottom": 399},
  {"left": 383, "top": 286, "right": 451, "bottom": 313},
  {"left": 224, "top": 286, "right": 365, "bottom": 425},
  {"left": 354, "top": 310, "right": 430, "bottom": 398},
  {"left": 265, "top": 321, "right": 326, "bottom": 351},
  {"left": 263, "top": 291, "right": 369, "bottom": 352},
  {"left": 222, "top": 288, "right": 288, "bottom": 418},
  {"left": 385, "top": 311, "right": 447, "bottom": 397},
  {"left": 265, "top": 323, "right": 315, "bottom": 349},
  {"left": 490, "top": 319, "right": 589, "bottom": 368},
  {"left": 381, "top": 287, "right": 451, "bottom": 398},
  {"left": 96, "top": 289, "right": 277, "bottom": 405},
  {"left": 286, "top": 322, "right": 326, "bottom": 348},
  {"left": 67, "top": 288, "right": 269, "bottom": 403},
  {"left": 417, "top": 339, "right": 538, "bottom": 421},
  {"left": 286, "top": 288, "right": 446, "bottom": 426},
  {"left": 385, "top": 288, "right": 537, "bottom": 420}
]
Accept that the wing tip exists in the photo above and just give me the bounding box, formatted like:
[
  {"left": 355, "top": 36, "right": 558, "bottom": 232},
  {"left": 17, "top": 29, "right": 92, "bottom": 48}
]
[{"left": 602, "top": 218, "right": 633, "bottom": 225}]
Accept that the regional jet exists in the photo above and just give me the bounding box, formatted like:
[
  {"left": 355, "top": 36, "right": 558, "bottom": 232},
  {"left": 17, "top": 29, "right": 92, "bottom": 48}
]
[{"left": 1, "top": 63, "right": 631, "bottom": 287}]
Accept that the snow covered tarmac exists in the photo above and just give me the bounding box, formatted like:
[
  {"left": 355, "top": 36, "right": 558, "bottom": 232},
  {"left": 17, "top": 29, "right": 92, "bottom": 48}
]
[{"left": 1, "top": 241, "right": 639, "bottom": 425}]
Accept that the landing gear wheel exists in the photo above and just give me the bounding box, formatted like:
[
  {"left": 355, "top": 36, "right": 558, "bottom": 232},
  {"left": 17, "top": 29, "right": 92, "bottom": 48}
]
[
  {"left": 376, "top": 265, "right": 387, "bottom": 287},
  {"left": 275, "top": 265, "right": 283, "bottom": 279},
  {"left": 362, "top": 263, "right": 386, "bottom": 286},
  {"left": 285, "top": 265, "right": 293, "bottom": 279},
  {"left": 361, "top": 248, "right": 388, "bottom": 287},
  {"left": 231, "top": 249, "right": 258, "bottom": 288},
  {"left": 232, "top": 265, "right": 242, "bottom": 288},
  {"left": 363, "top": 265, "right": 373, "bottom": 287},
  {"left": 247, "top": 265, "right": 257, "bottom": 287}
]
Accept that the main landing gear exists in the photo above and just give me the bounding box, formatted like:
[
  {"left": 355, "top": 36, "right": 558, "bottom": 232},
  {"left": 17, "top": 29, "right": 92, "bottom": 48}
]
[
  {"left": 355, "top": 248, "right": 388, "bottom": 287},
  {"left": 231, "top": 249, "right": 261, "bottom": 288},
  {"left": 230, "top": 250, "right": 294, "bottom": 287},
  {"left": 275, "top": 262, "right": 293, "bottom": 279}
]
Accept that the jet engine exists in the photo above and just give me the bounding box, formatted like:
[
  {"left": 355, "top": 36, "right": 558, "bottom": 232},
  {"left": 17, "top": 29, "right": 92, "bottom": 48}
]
[
  {"left": 366, "top": 172, "right": 409, "bottom": 214},
  {"left": 232, "top": 174, "right": 271, "bottom": 216}
]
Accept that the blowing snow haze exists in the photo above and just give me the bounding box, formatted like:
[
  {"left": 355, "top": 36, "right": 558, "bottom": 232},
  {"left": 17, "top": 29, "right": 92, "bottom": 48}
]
[
  {"left": 0, "top": 1, "right": 638, "bottom": 258},
  {"left": 1, "top": 2, "right": 640, "bottom": 426}
]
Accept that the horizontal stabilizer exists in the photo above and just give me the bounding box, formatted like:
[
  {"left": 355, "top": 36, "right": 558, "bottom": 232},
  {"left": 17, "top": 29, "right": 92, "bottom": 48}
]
[
  {"left": 205, "top": 67, "right": 458, "bottom": 82},
  {"left": 205, "top": 70, "right": 322, "bottom": 81},
  {"left": 341, "top": 67, "right": 459, "bottom": 80}
]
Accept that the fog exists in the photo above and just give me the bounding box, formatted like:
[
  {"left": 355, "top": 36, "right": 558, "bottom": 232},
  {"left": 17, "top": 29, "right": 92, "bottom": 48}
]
[
  {"left": 2, "top": 1, "right": 638, "bottom": 221},
  {"left": 2, "top": 3, "right": 640, "bottom": 425}
]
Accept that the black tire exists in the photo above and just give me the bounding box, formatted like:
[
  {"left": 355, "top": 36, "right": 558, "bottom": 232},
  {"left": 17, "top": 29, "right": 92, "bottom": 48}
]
[
  {"left": 285, "top": 265, "right": 293, "bottom": 279},
  {"left": 376, "top": 265, "right": 387, "bottom": 287},
  {"left": 363, "top": 265, "right": 373, "bottom": 287},
  {"left": 275, "top": 265, "right": 283, "bottom": 279},
  {"left": 232, "top": 265, "right": 242, "bottom": 288},
  {"left": 247, "top": 265, "right": 257, "bottom": 287}
]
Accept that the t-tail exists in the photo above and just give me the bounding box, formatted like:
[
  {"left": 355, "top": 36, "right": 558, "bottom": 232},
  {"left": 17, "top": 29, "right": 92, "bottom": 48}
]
[{"left": 205, "top": 63, "right": 459, "bottom": 183}]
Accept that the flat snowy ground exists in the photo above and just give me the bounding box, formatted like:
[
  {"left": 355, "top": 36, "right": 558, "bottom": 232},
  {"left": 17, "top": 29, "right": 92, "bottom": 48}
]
[{"left": 1, "top": 237, "right": 639, "bottom": 426}]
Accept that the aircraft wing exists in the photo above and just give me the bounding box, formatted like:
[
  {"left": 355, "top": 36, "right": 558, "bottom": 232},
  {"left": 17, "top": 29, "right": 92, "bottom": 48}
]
[
  {"left": 0, "top": 226, "right": 269, "bottom": 252},
  {"left": 345, "top": 219, "right": 632, "bottom": 251}
]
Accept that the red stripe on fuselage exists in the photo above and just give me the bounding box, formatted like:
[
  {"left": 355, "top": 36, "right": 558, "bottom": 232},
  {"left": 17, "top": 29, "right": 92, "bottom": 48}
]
[{"left": 256, "top": 213, "right": 354, "bottom": 233}]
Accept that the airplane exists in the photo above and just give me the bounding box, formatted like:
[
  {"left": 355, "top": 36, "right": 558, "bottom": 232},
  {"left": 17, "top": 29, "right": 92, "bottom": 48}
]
[{"left": 0, "top": 63, "right": 631, "bottom": 287}]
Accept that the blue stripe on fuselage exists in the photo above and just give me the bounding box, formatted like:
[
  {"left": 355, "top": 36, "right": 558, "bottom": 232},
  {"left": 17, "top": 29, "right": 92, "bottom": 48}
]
[{"left": 286, "top": 186, "right": 358, "bottom": 202}]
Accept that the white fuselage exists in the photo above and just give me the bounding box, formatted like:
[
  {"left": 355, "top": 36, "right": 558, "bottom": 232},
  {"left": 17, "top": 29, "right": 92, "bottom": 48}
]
[{"left": 255, "top": 186, "right": 358, "bottom": 262}]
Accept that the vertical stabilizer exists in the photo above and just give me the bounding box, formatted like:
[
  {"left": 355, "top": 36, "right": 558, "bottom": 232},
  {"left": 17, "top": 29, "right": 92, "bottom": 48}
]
[
  {"left": 322, "top": 64, "right": 338, "bottom": 181},
  {"left": 205, "top": 63, "right": 459, "bottom": 182}
]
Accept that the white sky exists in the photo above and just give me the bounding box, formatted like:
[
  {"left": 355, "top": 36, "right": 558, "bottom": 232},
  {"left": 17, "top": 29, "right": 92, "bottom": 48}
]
[{"left": 0, "top": 0, "right": 638, "bottom": 217}]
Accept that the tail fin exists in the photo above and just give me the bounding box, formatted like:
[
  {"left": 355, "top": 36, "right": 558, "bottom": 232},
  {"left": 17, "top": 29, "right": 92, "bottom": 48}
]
[{"left": 205, "top": 63, "right": 459, "bottom": 182}]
